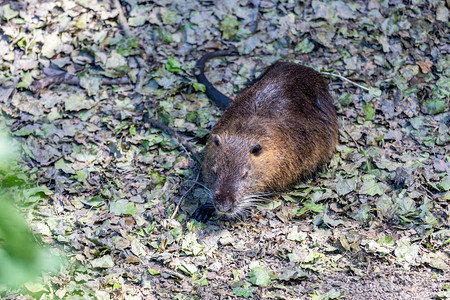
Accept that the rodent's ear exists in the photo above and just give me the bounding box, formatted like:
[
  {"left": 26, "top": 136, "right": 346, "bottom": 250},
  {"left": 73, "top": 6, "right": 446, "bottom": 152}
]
[
  {"left": 250, "top": 143, "right": 263, "bottom": 156},
  {"left": 213, "top": 135, "right": 221, "bottom": 146}
]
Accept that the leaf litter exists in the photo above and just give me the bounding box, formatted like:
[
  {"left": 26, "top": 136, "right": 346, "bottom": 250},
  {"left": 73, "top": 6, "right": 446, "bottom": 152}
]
[{"left": 0, "top": 0, "right": 449, "bottom": 299}]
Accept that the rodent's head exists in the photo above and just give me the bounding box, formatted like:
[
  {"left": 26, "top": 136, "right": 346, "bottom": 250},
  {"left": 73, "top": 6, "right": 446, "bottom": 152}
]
[{"left": 202, "top": 128, "right": 289, "bottom": 219}]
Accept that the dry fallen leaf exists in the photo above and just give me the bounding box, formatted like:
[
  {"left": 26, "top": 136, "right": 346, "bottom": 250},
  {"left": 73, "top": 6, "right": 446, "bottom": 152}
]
[{"left": 417, "top": 59, "right": 433, "bottom": 74}]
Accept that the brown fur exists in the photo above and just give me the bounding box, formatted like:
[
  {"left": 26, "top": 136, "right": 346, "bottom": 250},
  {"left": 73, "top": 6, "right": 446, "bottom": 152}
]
[{"left": 196, "top": 62, "right": 338, "bottom": 221}]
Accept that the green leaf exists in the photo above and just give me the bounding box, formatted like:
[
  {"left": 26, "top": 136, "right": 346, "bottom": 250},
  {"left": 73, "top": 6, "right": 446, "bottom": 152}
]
[
  {"left": 170, "top": 227, "right": 183, "bottom": 242},
  {"left": 295, "top": 200, "right": 324, "bottom": 216},
  {"left": 2, "top": 4, "right": 19, "bottom": 21},
  {"left": 287, "top": 252, "right": 300, "bottom": 262},
  {"left": 231, "top": 280, "right": 257, "bottom": 298},
  {"left": 219, "top": 16, "right": 240, "bottom": 40},
  {"left": 278, "top": 268, "right": 309, "bottom": 281},
  {"left": 433, "top": 76, "right": 450, "bottom": 99},
  {"left": 309, "top": 290, "right": 322, "bottom": 300},
  {"left": 369, "top": 87, "right": 382, "bottom": 97},
  {"left": 148, "top": 269, "right": 160, "bottom": 275},
  {"left": 166, "top": 57, "right": 182, "bottom": 74},
  {"left": 394, "top": 237, "right": 420, "bottom": 268},
  {"left": 149, "top": 170, "right": 166, "bottom": 185},
  {"left": 194, "top": 274, "right": 208, "bottom": 286},
  {"left": 116, "top": 36, "right": 138, "bottom": 57},
  {"left": 75, "top": 169, "right": 88, "bottom": 184},
  {"left": 287, "top": 230, "right": 307, "bottom": 242},
  {"left": 436, "top": 290, "right": 450, "bottom": 299},
  {"left": 79, "top": 74, "right": 101, "bottom": 96},
  {"left": 248, "top": 266, "right": 271, "bottom": 287},
  {"left": 181, "top": 232, "right": 204, "bottom": 256},
  {"left": 152, "top": 67, "right": 177, "bottom": 89},
  {"left": 351, "top": 205, "right": 370, "bottom": 222},
  {"left": 24, "top": 282, "right": 47, "bottom": 294},
  {"left": 363, "top": 102, "right": 375, "bottom": 121},
  {"left": 105, "top": 50, "right": 129, "bottom": 77},
  {"left": 161, "top": 10, "right": 181, "bottom": 25},
  {"left": 394, "top": 196, "right": 416, "bottom": 216},
  {"left": 377, "top": 235, "right": 395, "bottom": 247},
  {"left": 55, "top": 158, "right": 76, "bottom": 174},
  {"left": 16, "top": 71, "right": 34, "bottom": 89},
  {"left": 295, "top": 38, "right": 315, "bottom": 54},
  {"left": 82, "top": 195, "right": 105, "bottom": 208},
  {"left": 178, "top": 263, "right": 197, "bottom": 276},
  {"left": 128, "top": 6, "right": 149, "bottom": 27},
  {"left": 65, "top": 94, "right": 95, "bottom": 112},
  {"left": 424, "top": 99, "right": 446, "bottom": 115},
  {"left": 437, "top": 175, "right": 450, "bottom": 191},
  {"left": 91, "top": 255, "right": 115, "bottom": 268},
  {"left": 129, "top": 125, "right": 136, "bottom": 136},
  {"left": 338, "top": 92, "right": 353, "bottom": 107},
  {"left": 41, "top": 34, "right": 62, "bottom": 59},
  {"left": 335, "top": 177, "right": 357, "bottom": 196},
  {"left": 322, "top": 213, "right": 345, "bottom": 227},
  {"left": 193, "top": 81, "right": 206, "bottom": 92},
  {"left": 109, "top": 200, "right": 136, "bottom": 215},
  {"left": 424, "top": 253, "right": 448, "bottom": 271},
  {"left": 359, "top": 175, "right": 385, "bottom": 196},
  {"left": 23, "top": 185, "right": 53, "bottom": 198}
]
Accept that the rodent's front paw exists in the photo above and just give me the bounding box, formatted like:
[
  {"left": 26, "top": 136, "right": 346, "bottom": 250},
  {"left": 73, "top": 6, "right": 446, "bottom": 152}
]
[{"left": 193, "top": 204, "right": 216, "bottom": 223}]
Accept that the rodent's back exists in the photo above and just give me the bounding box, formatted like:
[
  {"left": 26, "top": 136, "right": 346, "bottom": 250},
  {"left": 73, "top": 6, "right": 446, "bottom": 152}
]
[{"left": 218, "top": 62, "right": 336, "bottom": 125}]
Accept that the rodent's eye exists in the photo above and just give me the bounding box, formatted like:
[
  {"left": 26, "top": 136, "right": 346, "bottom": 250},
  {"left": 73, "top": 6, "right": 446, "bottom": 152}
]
[
  {"left": 250, "top": 144, "right": 263, "bottom": 156},
  {"left": 242, "top": 171, "right": 249, "bottom": 179},
  {"left": 213, "top": 135, "right": 221, "bottom": 146}
]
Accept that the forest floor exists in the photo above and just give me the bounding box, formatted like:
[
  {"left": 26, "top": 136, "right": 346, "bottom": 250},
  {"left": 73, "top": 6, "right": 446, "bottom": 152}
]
[{"left": 0, "top": 0, "right": 449, "bottom": 299}]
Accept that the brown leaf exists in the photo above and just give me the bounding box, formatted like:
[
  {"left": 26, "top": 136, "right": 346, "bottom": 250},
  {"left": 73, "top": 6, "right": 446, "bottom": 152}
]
[{"left": 416, "top": 59, "right": 432, "bottom": 74}]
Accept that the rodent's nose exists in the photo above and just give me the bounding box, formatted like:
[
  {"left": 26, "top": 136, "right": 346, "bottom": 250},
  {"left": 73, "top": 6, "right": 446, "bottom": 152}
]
[
  {"left": 214, "top": 188, "right": 236, "bottom": 213},
  {"left": 214, "top": 193, "right": 234, "bottom": 213},
  {"left": 216, "top": 201, "right": 233, "bottom": 213}
]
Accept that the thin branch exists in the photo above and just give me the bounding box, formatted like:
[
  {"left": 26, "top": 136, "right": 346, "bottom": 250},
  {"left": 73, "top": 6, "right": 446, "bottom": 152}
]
[
  {"left": 321, "top": 71, "right": 371, "bottom": 92},
  {"left": 113, "top": 1, "right": 200, "bottom": 165},
  {"left": 29, "top": 72, "right": 130, "bottom": 94},
  {"left": 148, "top": 118, "right": 202, "bottom": 164},
  {"left": 111, "top": 0, "right": 147, "bottom": 93},
  {"left": 111, "top": 0, "right": 132, "bottom": 37},
  {"left": 171, "top": 173, "right": 200, "bottom": 220}
]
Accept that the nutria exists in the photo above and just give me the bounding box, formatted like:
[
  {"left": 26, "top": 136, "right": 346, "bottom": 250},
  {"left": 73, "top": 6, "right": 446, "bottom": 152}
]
[{"left": 193, "top": 51, "right": 339, "bottom": 222}]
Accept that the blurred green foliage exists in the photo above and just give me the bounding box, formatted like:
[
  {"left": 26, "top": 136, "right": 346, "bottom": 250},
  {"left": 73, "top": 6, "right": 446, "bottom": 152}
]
[{"left": 0, "top": 131, "right": 59, "bottom": 289}]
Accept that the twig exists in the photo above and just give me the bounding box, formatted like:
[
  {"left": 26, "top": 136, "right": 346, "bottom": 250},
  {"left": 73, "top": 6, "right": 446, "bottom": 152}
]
[
  {"left": 111, "top": 0, "right": 148, "bottom": 93},
  {"left": 111, "top": 0, "right": 202, "bottom": 166},
  {"left": 148, "top": 118, "right": 202, "bottom": 164},
  {"left": 39, "top": 155, "right": 64, "bottom": 167},
  {"left": 321, "top": 71, "right": 371, "bottom": 92},
  {"left": 29, "top": 72, "right": 131, "bottom": 94},
  {"left": 171, "top": 173, "right": 200, "bottom": 219},
  {"left": 134, "top": 57, "right": 146, "bottom": 93},
  {"left": 24, "top": 31, "right": 36, "bottom": 55},
  {"left": 111, "top": 0, "right": 132, "bottom": 37}
]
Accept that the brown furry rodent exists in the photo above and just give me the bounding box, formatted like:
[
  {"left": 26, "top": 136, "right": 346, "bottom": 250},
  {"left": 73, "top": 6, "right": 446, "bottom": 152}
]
[{"left": 193, "top": 52, "right": 338, "bottom": 222}]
